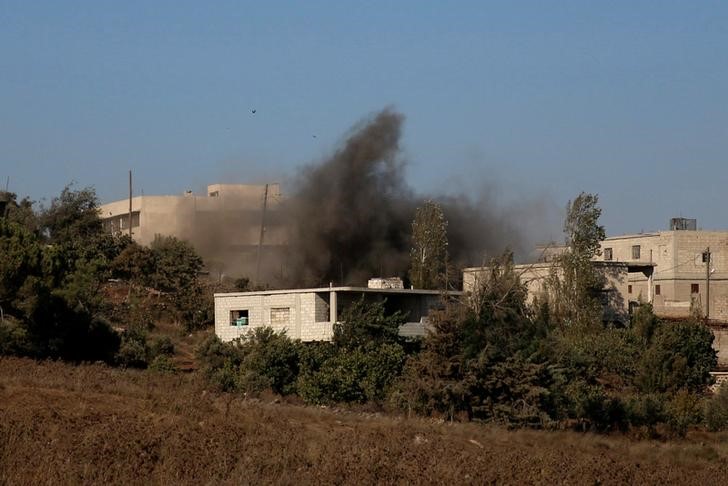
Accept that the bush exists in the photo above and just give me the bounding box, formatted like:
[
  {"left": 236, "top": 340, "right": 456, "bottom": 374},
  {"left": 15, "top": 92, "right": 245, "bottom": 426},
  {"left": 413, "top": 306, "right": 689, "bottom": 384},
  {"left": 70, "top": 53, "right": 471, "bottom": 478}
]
[
  {"left": 624, "top": 393, "right": 666, "bottom": 429},
  {"left": 195, "top": 329, "right": 300, "bottom": 396},
  {"left": 115, "top": 328, "right": 149, "bottom": 368},
  {"left": 564, "top": 380, "right": 626, "bottom": 432},
  {"left": 150, "top": 336, "right": 175, "bottom": 357},
  {"left": 149, "top": 355, "right": 177, "bottom": 373},
  {"left": 637, "top": 320, "right": 716, "bottom": 394},
  {"left": 298, "top": 343, "right": 405, "bottom": 405},
  {"left": 664, "top": 389, "right": 703, "bottom": 437},
  {"left": 196, "top": 335, "right": 245, "bottom": 392},
  {"left": 705, "top": 384, "right": 728, "bottom": 432},
  {"left": 237, "top": 327, "right": 300, "bottom": 395}
]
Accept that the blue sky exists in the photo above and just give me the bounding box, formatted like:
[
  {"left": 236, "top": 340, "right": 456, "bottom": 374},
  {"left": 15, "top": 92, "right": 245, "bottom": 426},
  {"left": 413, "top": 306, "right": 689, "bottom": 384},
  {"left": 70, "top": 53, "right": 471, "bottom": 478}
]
[{"left": 1, "top": 0, "right": 727, "bottom": 237}]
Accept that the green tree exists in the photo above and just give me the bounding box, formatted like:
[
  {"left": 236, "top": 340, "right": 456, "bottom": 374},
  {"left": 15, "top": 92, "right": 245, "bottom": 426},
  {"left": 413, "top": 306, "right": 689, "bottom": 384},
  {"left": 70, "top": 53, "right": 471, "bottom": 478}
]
[
  {"left": 0, "top": 191, "right": 39, "bottom": 234},
  {"left": 148, "top": 235, "right": 203, "bottom": 292},
  {"left": 546, "top": 192, "right": 607, "bottom": 328},
  {"left": 409, "top": 200, "right": 448, "bottom": 289},
  {"left": 393, "top": 252, "right": 554, "bottom": 424},
  {"left": 332, "top": 297, "right": 405, "bottom": 351},
  {"left": 40, "top": 185, "right": 103, "bottom": 244},
  {"left": 637, "top": 319, "right": 717, "bottom": 394}
]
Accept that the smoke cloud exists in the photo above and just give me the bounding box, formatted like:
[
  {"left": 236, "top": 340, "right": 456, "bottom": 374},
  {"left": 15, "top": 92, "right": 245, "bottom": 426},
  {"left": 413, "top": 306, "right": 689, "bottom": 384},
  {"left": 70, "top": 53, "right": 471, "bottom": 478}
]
[{"left": 282, "top": 107, "right": 540, "bottom": 287}]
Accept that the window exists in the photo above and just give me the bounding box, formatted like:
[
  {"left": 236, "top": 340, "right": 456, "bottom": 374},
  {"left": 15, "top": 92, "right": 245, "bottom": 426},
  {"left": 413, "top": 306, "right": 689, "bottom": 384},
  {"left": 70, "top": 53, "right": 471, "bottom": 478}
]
[
  {"left": 230, "top": 309, "right": 249, "bottom": 326},
  {"left": 604, "top": 248, "right": 613, "bottom": 261},
  {"left": 628, "top": 285, "right": 632, "bottom": 294},
  {"left": 631, "top": 245, "right": 641, "bottom": 259},
  {"left": 270, "top": 307, "right": 290, "bottom": 325},
  {"left": 691, "top": 284, "right": 699, "bottom": 294},
  {"left": 655, "top": 285, "right": 661, "bottom": 296}
]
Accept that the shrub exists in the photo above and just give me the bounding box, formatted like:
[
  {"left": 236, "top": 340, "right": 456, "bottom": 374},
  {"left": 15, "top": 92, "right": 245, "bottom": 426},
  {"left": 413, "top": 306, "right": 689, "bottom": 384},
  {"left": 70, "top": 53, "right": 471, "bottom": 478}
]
[
  {"left": 195, "top": 329, "right": 300, "bottom": 396},
  {"left": 637, "top": 320, "right": 716, "bottom": 394},
  {"left": 150, "top": 336, "right": 175, "bottom": 357},
  {"left": 115, "top": 328, "right": 149, "bottom": 368},
  {"left": 298, "top": 343, "right": 405, "bottom": 405},
  {"left": 624, "top": 393, "right": 666, "bottom": 429},
  {"left": 149, "top": 355, "right": 177, "bottom": 373},
  {"left": 705, "top": 384, "right": 728, "bottom": 432},
  {"left": 664, "top": 389, "right": 703, "bottom": 437},
  {"left": 564, "top": 380, "right": 626, "bottom": 432},
  {"left": 237, "top": 327, "right": 300, "bottom": 395},
  {"left": 196, "top": 335, "right": 245, "bottom": 391}
]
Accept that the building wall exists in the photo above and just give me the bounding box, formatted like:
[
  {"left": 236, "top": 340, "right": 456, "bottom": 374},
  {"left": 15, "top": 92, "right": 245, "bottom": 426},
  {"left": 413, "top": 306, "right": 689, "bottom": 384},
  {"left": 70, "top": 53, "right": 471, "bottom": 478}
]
[
  {"left": 598, "top": 231, "right": 728, "bottom": 322},
  {"left": 215, "top": 291, "right": 332, "bottom": 342},
  {"left": 214, "top": 290, "right": 449, "bottom": 343},
  {"left": 99, "top": 184, "right": 286, "bottom": 279}
]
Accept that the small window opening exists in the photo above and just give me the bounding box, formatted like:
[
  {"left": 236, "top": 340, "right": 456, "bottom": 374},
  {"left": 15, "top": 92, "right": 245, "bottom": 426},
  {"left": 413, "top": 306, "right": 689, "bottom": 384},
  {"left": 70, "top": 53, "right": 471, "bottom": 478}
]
[
  {"left": 655, "top": 285, "right": 661, "bottom": 296},
  {"left": 628, "top": 285, "right": 632, "bottom": 294},
  {"left": 604, "top": 248, "right": 613, "bottom": 261},
  {"left": 691, "top": 284, "right": 699, "bottom": 294},
  {"left": 632, "top": 245, "right": 641, "bottom": 259},
  {"left": 231, "top": 309, "right": 249, "bottom": 326}
]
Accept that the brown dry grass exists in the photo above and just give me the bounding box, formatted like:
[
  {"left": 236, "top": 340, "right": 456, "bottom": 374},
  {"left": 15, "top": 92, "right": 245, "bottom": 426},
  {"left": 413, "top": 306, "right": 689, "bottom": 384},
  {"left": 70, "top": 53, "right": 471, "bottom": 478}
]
[{"left": 2, "top": 357, "right": 728, "bottom": 485}]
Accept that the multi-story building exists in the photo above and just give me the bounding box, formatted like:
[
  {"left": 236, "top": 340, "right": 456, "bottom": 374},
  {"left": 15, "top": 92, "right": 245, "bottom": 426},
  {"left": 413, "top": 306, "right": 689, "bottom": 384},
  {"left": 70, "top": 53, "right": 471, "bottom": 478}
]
[
  {"left": 471, "top": 218, "right": 728, "bottom": 368},
  {"left": 98, "top": 183, "right": 286, "bottom": 281},
  {"left": 597, "top": 220, "right": 728, "bottom": 322}
]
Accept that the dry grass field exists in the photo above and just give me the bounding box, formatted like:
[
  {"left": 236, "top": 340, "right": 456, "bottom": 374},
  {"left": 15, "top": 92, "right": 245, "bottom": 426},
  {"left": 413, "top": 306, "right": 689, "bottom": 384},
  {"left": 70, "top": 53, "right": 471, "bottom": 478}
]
[{"left": 2, "top": 357, "right": 728, "bottom": 485}]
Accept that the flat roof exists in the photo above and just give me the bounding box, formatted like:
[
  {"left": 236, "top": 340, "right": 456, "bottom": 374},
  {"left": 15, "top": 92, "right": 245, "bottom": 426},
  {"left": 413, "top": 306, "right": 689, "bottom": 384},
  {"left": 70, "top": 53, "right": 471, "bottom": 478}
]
[{"left": 214, "top": 286, "right": 463, "bottom": 298}]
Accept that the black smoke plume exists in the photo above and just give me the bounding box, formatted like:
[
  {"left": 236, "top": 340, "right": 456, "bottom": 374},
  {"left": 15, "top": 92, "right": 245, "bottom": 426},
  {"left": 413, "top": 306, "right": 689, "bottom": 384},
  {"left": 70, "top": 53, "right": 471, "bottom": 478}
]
[{"left": 283, "top": 107, "right": 529, "bottom": 287}]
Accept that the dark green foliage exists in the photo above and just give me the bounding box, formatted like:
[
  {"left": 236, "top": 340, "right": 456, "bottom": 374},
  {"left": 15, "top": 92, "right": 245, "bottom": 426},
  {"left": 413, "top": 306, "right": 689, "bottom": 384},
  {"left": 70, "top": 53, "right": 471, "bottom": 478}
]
[
  {"left": 147, "top": 235, "right": 203, "bottom": 292},
  {"left": 115, "top": 327, "right": 150, "bottom": 368},
  {"left": 631, "top": 303, "right": 661, "bottom": 344},
  {"left": 149, "top": 355, "right": 177, "bottom": 373},
  {"left": 664, "top": 390, "right": 703, "bottom": 437},
  {"left": 196, "top": 335, "right": 245, "bottom": 392},
  {"left": 563, "top": 380, "right": 626, "bottom": 432},
  {"left": 393, "top": 253, "right": 553, "bottom": 423},
  {"left": 150, "top": 336, "right": 175, "bottom": 357},
  {"left": 299, "top": 297, "right": 408, "bottom": 404},
  {"left": 637, "top": 319, "right": 716, "bottom": 394},
  {"left": 111, "top": 236, "right": 209, "bottom": 332},
  {"left": 236, "top": 327, "right": 300, "bottom": 395},
  {"left": 0, "top": 190, "right": 39, "bottom": 234},
  {"left": 333, "top": 298, "right": 404, "bottom": 350},
  {"left": 705, "top": 384, "right": 728, "bottom": 432},
  {"left": 39, "top": 185, "right": 103, "bottom": 244},
  {"left": 0, "top": 186, "right": 128, "bottom": 363},
  {"left": 196, "top": 330, "right": 300, "bottom": 395},
  {"left": 298, "top": 343, "right": 405, "bottom": 404}
]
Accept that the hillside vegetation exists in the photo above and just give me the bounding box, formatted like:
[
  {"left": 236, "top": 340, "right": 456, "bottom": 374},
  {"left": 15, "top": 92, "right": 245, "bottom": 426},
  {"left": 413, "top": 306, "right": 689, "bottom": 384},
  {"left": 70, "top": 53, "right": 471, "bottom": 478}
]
[{"left": 3, "top": 357, "right": 728, "bottom": 485}]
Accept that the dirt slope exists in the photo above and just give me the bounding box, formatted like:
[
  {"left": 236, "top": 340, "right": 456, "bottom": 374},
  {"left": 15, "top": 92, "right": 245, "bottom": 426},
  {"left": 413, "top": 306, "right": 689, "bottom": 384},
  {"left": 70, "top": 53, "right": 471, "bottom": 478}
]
[{"left": 1, "top": 357, "right": 728, "bottom": 485}]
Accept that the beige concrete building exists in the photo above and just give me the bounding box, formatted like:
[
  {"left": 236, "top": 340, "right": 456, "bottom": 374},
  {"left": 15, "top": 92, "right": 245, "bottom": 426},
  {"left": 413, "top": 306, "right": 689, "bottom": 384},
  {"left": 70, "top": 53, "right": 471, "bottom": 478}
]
[
  {"left": 99, "top": 183, "right": 286, "bottom": 280},
  {"left": 214, "top": 285, "right": 459, "bottom": 342},
  {"left": 597, "top": 226, "right": 728, "bottom": 322}
]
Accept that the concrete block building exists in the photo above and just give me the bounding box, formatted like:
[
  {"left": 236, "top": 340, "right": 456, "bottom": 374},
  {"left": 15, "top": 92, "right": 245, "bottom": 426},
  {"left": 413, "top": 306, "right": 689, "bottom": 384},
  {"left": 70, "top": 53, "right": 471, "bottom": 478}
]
[
  {"left": 597, "top": 225, "right": 728, "bottom": 322},
  {"left": 214, "top": 286, "right": 460, "bottom": 342},
  {"left": 99, "top": 183, "right": 286, "bottom": 280}
]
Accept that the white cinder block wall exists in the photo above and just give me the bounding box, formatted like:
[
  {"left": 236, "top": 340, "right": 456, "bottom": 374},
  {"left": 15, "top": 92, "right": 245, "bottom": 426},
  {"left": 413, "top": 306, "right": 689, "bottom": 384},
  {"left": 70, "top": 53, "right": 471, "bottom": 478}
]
[{"left": 215, "top": 292, "right": 334, "bottom": 342}]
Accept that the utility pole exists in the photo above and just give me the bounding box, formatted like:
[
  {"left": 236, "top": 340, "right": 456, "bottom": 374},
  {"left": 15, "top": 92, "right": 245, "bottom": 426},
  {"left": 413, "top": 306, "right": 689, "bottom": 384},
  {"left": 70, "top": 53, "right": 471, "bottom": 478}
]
[
  {"left": 704, "top": 247, "right": 711, "bottom": 320},
  {"left": 128, "top": 170, "right": 133, "bottom": 239},
  {"left": 255, "top": 183, "right": 269, "bottom": 286}
]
